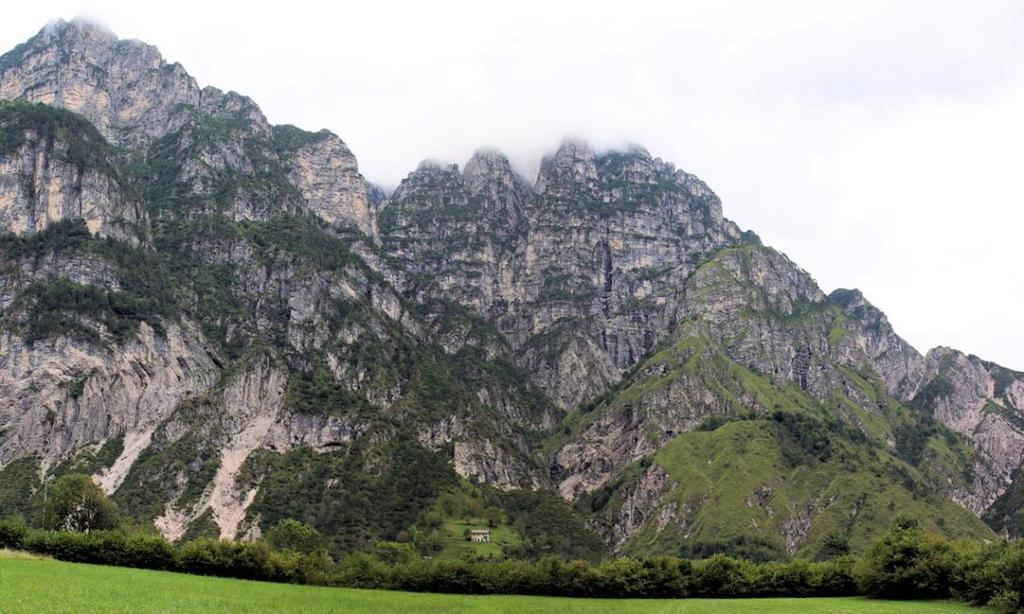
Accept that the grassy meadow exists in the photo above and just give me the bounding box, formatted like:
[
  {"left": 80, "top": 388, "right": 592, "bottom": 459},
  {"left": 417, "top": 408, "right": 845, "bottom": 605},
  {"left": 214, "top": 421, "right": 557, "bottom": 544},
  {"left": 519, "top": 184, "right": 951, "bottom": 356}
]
[{"left": 0, "top": 552, "right": 993, "bottom": 614}]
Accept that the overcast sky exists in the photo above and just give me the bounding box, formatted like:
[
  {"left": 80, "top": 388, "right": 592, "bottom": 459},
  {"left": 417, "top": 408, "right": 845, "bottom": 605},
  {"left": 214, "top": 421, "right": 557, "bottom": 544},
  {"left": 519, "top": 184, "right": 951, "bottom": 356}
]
[{"left": 2, "top": 1, "right": 1022, "bottom": 369}]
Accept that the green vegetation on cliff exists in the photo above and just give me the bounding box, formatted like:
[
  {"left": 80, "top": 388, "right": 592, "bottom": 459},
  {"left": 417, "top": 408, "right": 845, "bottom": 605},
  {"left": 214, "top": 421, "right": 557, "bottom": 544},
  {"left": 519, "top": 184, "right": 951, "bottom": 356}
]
[{"left": 0, "top": 100, "right": 120, "bottom": 178}]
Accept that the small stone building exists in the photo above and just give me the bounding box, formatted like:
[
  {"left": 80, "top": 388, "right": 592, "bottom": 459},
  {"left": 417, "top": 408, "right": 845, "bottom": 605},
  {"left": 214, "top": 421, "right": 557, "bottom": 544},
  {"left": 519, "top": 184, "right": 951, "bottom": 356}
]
[{"left": 469, "top": 529, "right": 490, "bottom": 543}]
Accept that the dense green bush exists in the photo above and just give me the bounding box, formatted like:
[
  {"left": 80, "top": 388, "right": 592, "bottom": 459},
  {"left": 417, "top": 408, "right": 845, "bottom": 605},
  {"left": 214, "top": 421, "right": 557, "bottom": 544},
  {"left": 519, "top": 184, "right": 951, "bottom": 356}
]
[
  {"left": 0, "top": 517, "right": 28, "bottom": 549},
  {"left": 177, "top": 538, "right": 280, "bottom": 580},
  {"left": 37, "top": 473, "right": 121, "bottom": 532},
  {"left": 689, "top": 554, "right": 756, "bottom": 596},
  {"left": 855, "top": 515, "right": 958, "bottom": 599},
  {"left": 265, "top": 518, "right": 325, "bottom": 555},
  {"left": 990, "top": 544, "right": 1024, "bottom": 613},
  {"left": 957, "top": 540, "right": 1024, "bottom": 613},
  {"left": 0, "top": 518, "right": 330, "bottom": 585},
  {"left": 816, "top": 530, "right": 852, "bottom": 560},
  {"left": 336, "top": 553, "right": 855, "bottom": 599},
  {"left": 18, "top": 529, "right": 177, "bottom": 570}
]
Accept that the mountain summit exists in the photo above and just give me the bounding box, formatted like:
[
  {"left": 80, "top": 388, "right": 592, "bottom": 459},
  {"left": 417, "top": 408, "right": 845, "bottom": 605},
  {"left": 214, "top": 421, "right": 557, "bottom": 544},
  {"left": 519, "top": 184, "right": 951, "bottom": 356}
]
[{"left": 0, "top": 20, "right": 1021, "bottom": 556}]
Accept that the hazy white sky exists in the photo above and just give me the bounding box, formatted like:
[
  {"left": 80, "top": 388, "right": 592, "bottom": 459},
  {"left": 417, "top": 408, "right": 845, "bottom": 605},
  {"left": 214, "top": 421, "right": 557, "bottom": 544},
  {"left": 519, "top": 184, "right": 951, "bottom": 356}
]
[{"left": 2, "top": 1, "right": 1022, "bottom": 369}]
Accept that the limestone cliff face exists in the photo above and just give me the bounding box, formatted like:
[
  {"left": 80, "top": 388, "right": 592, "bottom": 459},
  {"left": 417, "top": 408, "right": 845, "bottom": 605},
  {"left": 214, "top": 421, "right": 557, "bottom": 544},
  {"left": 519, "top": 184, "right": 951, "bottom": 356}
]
[
  {"left": 0, "top": 101, "right": 144, "bottom": 242},
  {"left": 0, "top": 21, "right": 553, "bottom": 540},
  {"left": 152, "top": 355, "right": 288, "bottom": 541},
  {"left": 0, "top": 235, "right": 216, "bottom": 475},
  {"left": 276, "top": 127, "right": 376, "bottom": 239},
  {"left": 827, "top": 288, "right": 926, "bottom": 399},
  {"left": 600, "top": 465, "right": 676, "bottom": 550},
  {"left": 829, "top": 291, "right": 1024, "bottom": 513},
  {"left": 380, "top": 157, "right": 528, "bottom": 310},
  {"left": 912, "top": 348, "right": 1024, "bottom": 513},
  {"left": 0, "top": 320, "right": 219, "bottom": 471},
  {"left": 553, "top": 244, "right": 838, "bottom": 499},
  {"left": 381, "top": 142, "right": 742, "bottom": 409}
]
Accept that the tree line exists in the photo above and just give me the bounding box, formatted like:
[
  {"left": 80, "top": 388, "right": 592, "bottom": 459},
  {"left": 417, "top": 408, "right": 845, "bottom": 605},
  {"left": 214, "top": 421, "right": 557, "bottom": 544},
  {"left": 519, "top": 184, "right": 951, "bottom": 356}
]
[{"left": 0, "top": 510, "right": 1021, "bottom": 611}]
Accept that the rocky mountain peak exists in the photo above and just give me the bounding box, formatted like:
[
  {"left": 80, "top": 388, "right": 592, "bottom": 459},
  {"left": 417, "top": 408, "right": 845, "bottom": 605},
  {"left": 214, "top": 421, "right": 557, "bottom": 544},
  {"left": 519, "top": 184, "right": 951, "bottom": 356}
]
[
  {"left": 0, "top": 21, "right": 380, "bottom": 236},
  {"left": 418, "top": 159, "right": 460, "bottom": 174},
  {"left": 37, "top": 18, "right": 121, "bottom": 50},
  {"left": 463, "top": 149, "right": 516, "bottom": 190},
  {"left": 595, "top": 146, "right": 677, "bottom": 188},
  {"left": 828, "top": 287, "right": 894, "bottom": 327},
  {"left": 536, "top": 139, "right": 598, "bottom": 192},
  {"left": 829, "top": 287, "right": 886, "bottom": 322},
  {"left": 391, "top": 160, "right": 462, "bottom": 196},
  {"left": 828, "top": 287, "right": 866, "bottom": 308},
  {"left": 0, "top": 19, "right": 272, "bottom": 149},
  {"left": 822, "top": 287, "right": 926, "bottom": 397},
  {"left": 924, "top": 346, "right": 968, "bottom": 367},
  {"left": 462, "top": 149, "right": 533, "bottom": 222}
]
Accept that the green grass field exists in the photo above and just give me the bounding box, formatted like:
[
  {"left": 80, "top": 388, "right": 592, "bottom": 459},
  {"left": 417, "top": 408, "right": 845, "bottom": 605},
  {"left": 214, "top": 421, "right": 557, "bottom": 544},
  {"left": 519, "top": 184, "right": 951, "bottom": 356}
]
[{"left": 0, "top": 554, "right": 994, "bottom": 613}]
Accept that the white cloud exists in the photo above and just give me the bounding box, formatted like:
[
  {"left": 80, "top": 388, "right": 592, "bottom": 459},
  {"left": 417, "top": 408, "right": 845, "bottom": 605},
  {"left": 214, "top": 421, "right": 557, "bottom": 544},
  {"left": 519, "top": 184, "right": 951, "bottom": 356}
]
[{"left": 1, "top": 0, "right": 1021, "bottom": 368}]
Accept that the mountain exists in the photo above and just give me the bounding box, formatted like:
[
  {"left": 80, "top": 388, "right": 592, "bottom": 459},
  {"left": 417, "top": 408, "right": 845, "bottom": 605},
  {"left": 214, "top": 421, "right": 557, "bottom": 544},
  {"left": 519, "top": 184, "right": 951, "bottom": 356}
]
[{"left": 0, "top": 19, "right": 1021, "bottom": 558}]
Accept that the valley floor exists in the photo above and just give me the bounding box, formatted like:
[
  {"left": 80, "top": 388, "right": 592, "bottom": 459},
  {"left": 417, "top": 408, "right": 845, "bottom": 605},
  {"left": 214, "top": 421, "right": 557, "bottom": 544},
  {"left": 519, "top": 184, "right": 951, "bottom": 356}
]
[{"left": 0, "top": 553, "right": 995, "bottom": 614}]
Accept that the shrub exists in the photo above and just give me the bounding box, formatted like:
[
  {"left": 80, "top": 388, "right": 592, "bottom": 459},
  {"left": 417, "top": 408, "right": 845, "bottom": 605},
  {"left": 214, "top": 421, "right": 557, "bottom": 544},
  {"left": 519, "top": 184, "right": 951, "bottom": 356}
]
[
  {"left": 20, "top": 530, "right": 173, "bottom": 569},
  {"left": 334, "top": 552, "right": 390, "bottom": 589},
  {"left": 755, "top": 559, "right": 817, "bottom": 596},
  {"left": 813, "top": 556, "right": 858, "bottom": 596},
  {"left": 271, "top": 549, "right": 334, "bottom": 585},
  {"left": 690, "top": 555, "right": 756, "bottom": 597},
  {"left": 817, "top": 531, "right": 852, "bottom": 560},
  {"left": 0, "top": 517, "right": 28, "bottom": 549},
  {"left": 372, "top": 541, "right": 417, "bottom": 565},
  {"left": 37, "top": 473, "right": 120, "bottom": 532},
  {"left": 177, "top": 538, "right": 275, "bottom": 581},
  {"left": 990, "top": 543, "right": 1024, "bottom": 613},
  {"left": 597, "top": 556, "right": 691, "bottom": 597},
  {"left": 958, "top": 541, "right": 1024, "bottom": 613},
  {"left": 121, "top": 532, "right": 177, "bottom": 570},
  {"left": 265, "top": 518, "right": 324, "bottom": 555},
  {"left": 855, "top": 516, "right": 957, "bottom": 599},
  {"left": 21, "top": 530, "right": 114, "bottom": 564}
]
